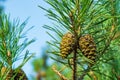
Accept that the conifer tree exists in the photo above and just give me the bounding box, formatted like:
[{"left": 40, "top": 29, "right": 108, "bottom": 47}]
[{"left": 40, "top": 0, "right": 120, "bottom": 80}]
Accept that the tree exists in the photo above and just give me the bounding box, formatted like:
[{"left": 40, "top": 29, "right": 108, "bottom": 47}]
[
  {"left": 40, "top": 0, "right": 120, "bottom": 80},
  {"left": 0, "top": 14, "right": 35, "bottom": 80}
]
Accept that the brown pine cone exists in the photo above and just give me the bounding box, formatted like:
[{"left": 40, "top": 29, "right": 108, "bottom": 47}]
[
  {"left": 79, "top": 34, "right": 96, "bottom": 62},
  {"left": 60, "top": 32, "right": 75, "bottom": 58}
]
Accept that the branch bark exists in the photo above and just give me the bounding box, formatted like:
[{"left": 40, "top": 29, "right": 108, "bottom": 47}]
[
  {"left": 52, "top": 66, "right": 68, "bottom": 80},
  {"left": 73, "top": 47, "right": 77, "bottom": 80}
]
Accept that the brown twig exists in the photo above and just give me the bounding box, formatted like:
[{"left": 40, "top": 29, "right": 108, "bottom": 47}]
[
  {"left": 36, "top": 73, "right": 41, "bottom": 80},
  {"left": 69, "top": 7, "right": 78, "bottom": 80},
  {"left": 69, "top": 1, "right": 80, "bottom": 80},
  {"left": 89, "top": 70, "right": 97, "bottom": 80},
  {"left": 52, "top": 66, "right": 68, "bottom": 80},
  {"left": 59, "top": 66, "right": 67, "bottom": 72},
  {"left": 73, "top": 45, "right": 77, "bottom": 80}
]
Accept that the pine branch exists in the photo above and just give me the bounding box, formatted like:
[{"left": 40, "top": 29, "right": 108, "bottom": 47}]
[
  {"left": 52, "top": 66, "right": 68, "bottom": 80},
  {"left": 73, "top": 48, "right": 77, "bottom": 80},
  {"left": 0, "top": 14, "right": 34, "bottom": 79},
  {"left": 69, "top": 8, "right": 78, "bottom": 80}
]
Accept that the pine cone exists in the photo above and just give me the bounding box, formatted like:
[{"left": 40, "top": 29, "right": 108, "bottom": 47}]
[
  {"left": 79, "top": 34, "right": 96, "bottom": 62},
  {"left": 60, "top": 32, "right": 75, "bottom": 58},
  {"left": 6, "top": 69, "right": 28, "bottom": 80}
]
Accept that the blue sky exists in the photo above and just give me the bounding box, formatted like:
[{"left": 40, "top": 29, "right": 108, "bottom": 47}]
[{"left": 4, "top": 0, "right": 52, "bottom": 79}]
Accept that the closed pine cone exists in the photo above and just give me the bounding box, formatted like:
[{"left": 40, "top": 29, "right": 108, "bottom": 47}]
[
  {"left": 6, "top": 69, "right": 28, "bottom": 80},
  {"left": 79, "top": 34, "right": 96, "bottom": 62},
  {"left": 60, "top": 32, "right": 75, "bottom": 58}
]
